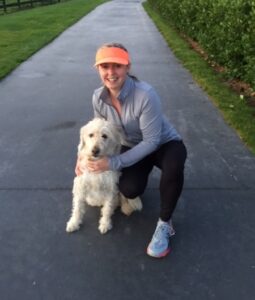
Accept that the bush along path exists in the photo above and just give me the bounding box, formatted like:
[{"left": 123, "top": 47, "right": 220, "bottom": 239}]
[{"left": 144, "top": 1, "right": 255, "bottom": 155}]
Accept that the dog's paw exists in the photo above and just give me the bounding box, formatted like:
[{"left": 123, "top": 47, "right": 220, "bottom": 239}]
[
  {"left": 121, "top": 196, "right": 143, "bottom": 216},
  {"left": 98, "top": 220, "right": 112, "bottom": 234},
  {"left": 120, "top": 201, "right": 133, "bottom": 216},
  {"left": 129, "top": 197, "right": 143, "bottom": 211},
  {"left": 66, "top": 220, "right": 80, "bottom": 233}
]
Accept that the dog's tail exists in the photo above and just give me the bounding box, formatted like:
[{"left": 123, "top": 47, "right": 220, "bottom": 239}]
[{"left": 120, "top": 194, "right": 143, "bottom": 216}]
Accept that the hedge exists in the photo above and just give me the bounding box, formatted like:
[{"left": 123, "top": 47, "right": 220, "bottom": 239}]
[{"left": 148, "top": 0, "right": 255, "bottom": 89}]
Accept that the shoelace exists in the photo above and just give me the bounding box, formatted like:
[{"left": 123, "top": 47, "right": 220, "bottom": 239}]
[{"left": 153, "top": 223, "right": 170, "bottom": 241}]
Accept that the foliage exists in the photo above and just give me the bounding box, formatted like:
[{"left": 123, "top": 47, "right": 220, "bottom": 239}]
[
  {"left": 148, "top": 0, "right": 255, "bottom": 89},
  {"left": 144, "top": 1, "right": 255, "bottom": 154}
]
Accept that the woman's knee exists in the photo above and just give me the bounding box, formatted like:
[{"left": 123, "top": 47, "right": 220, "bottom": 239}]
[{"left": 119, "top": 180, "right": 145, "bottom": 199}]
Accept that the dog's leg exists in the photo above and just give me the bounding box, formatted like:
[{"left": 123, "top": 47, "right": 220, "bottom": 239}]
[
  {"left": 66, "top": 196, "right": 86, "bottom": 233},
  {"left": 98, "top": 198, "right": 118, "bottom": 234},
  {"left": 120, "top": 194, "right": 143, "bottom": 216}
]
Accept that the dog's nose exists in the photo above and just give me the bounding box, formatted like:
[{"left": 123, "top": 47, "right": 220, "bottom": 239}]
[{"left": 92, "top": 147, "right": 100, "bottom": 157}]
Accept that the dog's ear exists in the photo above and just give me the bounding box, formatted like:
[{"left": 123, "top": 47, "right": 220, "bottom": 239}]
[
  {"left": 108, "top": 125, "right": 124, "bottom": 154},
  {"left": 115, "top": 126, "right": 126, "bottom": 145},
  {"left": 77, "top": 126, "right": 86, "bottom": 154},
  {"left": 114, "top": 126, "right": 134, "bottom": 148},
  {"left": 107, "top": 123, "right": 120, "bottom": 143}
]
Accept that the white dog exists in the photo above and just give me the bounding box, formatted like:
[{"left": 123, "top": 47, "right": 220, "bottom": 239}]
[{"left": 66, "top": 118, "right": 142, "bottom": 234}]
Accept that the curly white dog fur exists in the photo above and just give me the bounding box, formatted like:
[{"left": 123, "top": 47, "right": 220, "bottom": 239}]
[{"left": 66, "top": 118, "right": 142, "bottom": 234}]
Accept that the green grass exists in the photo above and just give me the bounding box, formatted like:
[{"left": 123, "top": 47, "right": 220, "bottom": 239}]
[
  {"left": 144, "top": 2, "right": 255, "bottom": 155},
  {"left": 0, "top": 0, "right": 108, "bottom": 79}
]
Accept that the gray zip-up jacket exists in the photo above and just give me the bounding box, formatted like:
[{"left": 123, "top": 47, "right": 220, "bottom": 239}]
[{"left": 92, "top": 76, "right": 181, "bottom": 171}]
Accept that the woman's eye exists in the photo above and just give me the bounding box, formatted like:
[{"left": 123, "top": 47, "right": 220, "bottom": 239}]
[
  {"left": 102, "top": 134, "right": 108, "bottom": 139},
  {"left": 100, "top": 64, "right": 109, "bottom": 69},
  {"left": 89, "top": 133, "right": 94, "bottom": 138}
]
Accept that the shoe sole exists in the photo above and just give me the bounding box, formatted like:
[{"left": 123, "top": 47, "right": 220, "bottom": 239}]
[{"left": 146, "top": 247, "right": 171, "bottom": 258}]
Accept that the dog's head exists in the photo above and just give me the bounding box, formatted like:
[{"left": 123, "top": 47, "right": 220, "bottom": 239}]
[{"left": 78, "top": 118, "right": 123, "bottom": 159}]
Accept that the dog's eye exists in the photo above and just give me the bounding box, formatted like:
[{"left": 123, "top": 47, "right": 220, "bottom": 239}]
[
  {"left": 102, "top": 134, "right": 108, "bottom": 139},
  {"left": 89, "top": 133, "right": 94, "bottom": 138}
]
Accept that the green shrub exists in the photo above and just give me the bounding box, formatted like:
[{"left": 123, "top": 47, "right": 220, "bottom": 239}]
[{"left": 148, "top": 0, "right": 255, "bottom": 89}]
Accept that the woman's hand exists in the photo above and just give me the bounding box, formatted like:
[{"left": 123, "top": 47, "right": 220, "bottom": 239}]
[
  {"left": 75, "top": 156, "right": 86, "bottom": 176},
  {"left": 86, "top": 157, "right": 110, "bottom": 173},
  {"left": 75, "top": 155, "right": 110, "bottom": 176}
]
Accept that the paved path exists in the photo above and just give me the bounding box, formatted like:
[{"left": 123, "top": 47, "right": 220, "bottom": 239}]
[{"left": 0, "top": 0, "right": 255, "bottom": 299}]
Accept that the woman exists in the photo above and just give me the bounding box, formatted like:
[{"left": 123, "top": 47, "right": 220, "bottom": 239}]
[{"left": 76, "top": 43, "right": 187, "bottom": 258}]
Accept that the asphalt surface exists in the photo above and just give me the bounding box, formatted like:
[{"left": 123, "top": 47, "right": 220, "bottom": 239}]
[{"left": 0, "top": 0, "right": 255, "bottom": 299}]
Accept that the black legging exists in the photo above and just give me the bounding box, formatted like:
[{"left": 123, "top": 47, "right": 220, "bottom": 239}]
[{"left": 119, "top": 140, "right": 187, "bottom": 222}]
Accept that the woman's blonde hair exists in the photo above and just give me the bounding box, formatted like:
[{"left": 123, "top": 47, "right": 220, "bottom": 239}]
[{"left": 99, "top": 43, "right": 129, "bottom": 53}]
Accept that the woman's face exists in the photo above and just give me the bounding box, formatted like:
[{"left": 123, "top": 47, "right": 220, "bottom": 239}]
[{"left": 97, "top": 63, "right": 130, "bottom": 94}]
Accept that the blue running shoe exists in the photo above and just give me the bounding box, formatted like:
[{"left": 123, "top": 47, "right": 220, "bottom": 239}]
[
  {"left": 169, "top": 219, "right": 176, "bottom": 237},
  {"left": 147, "top": 219, "right": 173, "bottom": 258}
]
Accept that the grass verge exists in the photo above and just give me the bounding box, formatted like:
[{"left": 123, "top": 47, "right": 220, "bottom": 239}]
[
  {"left": 143, "top": 2, "right": 255, "bottom": 155},
  {"left": 0, "top": 0, "right": 108, "bottom": 79}
]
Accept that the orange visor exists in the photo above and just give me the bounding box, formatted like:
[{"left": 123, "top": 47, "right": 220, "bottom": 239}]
[{"left": 94, "top": 47, "right": 130, "bottom": 66}]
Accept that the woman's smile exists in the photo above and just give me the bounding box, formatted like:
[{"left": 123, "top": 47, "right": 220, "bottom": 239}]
[{"left": 98, "top": 63, "right": 130, "bottom": 94}]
